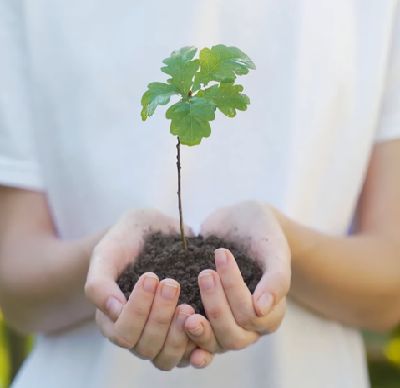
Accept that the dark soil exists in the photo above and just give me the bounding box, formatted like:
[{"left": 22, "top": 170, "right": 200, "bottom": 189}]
[{"left": 117, "top": 233, "right": 263, "bottom": 316}]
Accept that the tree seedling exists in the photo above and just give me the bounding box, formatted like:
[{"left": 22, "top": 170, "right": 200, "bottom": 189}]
[
  {"left": 140, "top": 44, "right": 256, "bottom": 250},
  {"left": 118, "top": 45, "right": 261, "bottom": 315}
]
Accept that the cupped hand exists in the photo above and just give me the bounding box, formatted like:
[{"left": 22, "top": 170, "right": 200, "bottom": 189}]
[
  {"left": 84, "top": 209, "right": 214, "bottom": 370},
  {"left": 185, "top": 201, "right": 291, "bottom": 353}
]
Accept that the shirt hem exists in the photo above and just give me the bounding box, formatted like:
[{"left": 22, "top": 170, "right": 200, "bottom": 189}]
[{"left": 0, "top": 158, "right": 44, "bottom": 191}]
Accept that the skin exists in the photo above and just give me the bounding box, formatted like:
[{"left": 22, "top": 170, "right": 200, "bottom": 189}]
[
  {"left": 280, "top": 139, "right": 400, "bottom": 331},
  {"left": 84, "top": 209, "right": 214, "bottom": 369},
  {"left": 0, "top": 140, "right": 399, "bottom": 371},
  {"left": 180, "top": 201, "right": 291, "bottom": 355},
  {"left": 0, "top": 187, "right": 101, "bottom": 334}
]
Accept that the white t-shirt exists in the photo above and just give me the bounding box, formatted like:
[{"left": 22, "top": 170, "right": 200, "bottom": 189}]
[{"left": 1, "top": 1, "right": 400, "bottom": 387}]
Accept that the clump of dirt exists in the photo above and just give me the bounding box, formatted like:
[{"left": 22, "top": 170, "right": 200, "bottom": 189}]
[{"left": 117, "top": 233, "right": 262, "bottom": 316}]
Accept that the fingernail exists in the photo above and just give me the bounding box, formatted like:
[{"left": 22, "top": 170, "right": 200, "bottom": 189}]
[
  {"left": 199, "top": 271, "right": 215, "bottom": 291},
  {"left": 161, "top": 281, "right": 179, "bottom": 300},
  {"left": 188, "top": 324, "right": 204, "bottom": 337},
  {"left": 215, "top": 248, "right": 228, "bottom": 267},
  {"left": 143, "top": 274, "right": 158, "bottom": 293},
  {"left": 256, "top": 293, "right": 275, "bottom": 316},
  {"left": 176, "top": 311, "right": 191, "bottom": 328},
  {"left": 194, "top": 360, "right": 206, "bottom": 369},
  {"left": 106, "top": 296, "right": 123, "bottom": 318}
]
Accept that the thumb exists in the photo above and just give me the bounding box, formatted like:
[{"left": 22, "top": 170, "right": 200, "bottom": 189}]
[
  {"left": 84, "top": 251, "right": 129, "bottom": 322},
  {"left": 252, "top": 270, "right": 291, "bottom": 317}
]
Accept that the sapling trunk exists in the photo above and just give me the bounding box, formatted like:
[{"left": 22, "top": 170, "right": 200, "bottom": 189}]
[{"left": 176, "top": 137, "right": 187, "bottom": 250}]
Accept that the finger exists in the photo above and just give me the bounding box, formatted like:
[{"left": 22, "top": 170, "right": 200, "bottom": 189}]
[
  {"left": 176, "top": 340, "right": 197, "bottom": 368},
  {"left": 133, "top": 278, "right": 180, "bottom": 360},
  {"left": 250, "top": 225, "right": 291, "bottom": 309},
  {"left": 190, "top": 348, "right": 215, "bottom": 369},
  {"left": 198, "top": 270, "right": 258, "bottom": 350},
  {"left": 85, "top": 211, "right": 148, "bottom": 312},
  {"left": 246, "top": 298, "right": 287, "bottom": 335},
  {"left": 216, "top": 249, "right": 288, "bottom": 333},
  {"left": 185, "top": 314, "right": 220, "bottom": 353},
  {"left": 252, "top": 267, "right": 290, "bottom": 318},
  {"left": 113, "top": 273, "right": 158, "bottom": 349},
  {"left": 214, "top": 249, "right": 256, "bottom": 322},
  {"left": 95, "top": 309, "right": 133, "bottom": 349},
  {"left": 96, "top": 310, "right": 116, "bottom": 342},
  {"left": 253, "top": 298, "right": 287, "bottom": 335},
  {"left": 85, "top": 209, "right": 191, "bottom": 320},
  {"left": 152, "top": 304, "right": 194, "bottom": 371},
  {"left": 85, "top": 253, "right": 128, "bottom": 321}
]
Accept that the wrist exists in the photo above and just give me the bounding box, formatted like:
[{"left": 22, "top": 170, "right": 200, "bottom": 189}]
[
  {"left": 269, "top": 206, "right": 319, "bottom": 265},
  {"left": 79, "top": 228, "right": 109, "bottom": 267}
]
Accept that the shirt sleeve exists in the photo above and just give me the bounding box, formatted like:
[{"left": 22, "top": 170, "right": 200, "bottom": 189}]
[
  {"left": 0, "top": 1, "right": 44, "bottom": 191},
  {"left": 375, "top": 4, "right": 400, "bottom": 143}
]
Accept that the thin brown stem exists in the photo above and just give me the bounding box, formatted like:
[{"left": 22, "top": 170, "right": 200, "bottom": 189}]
[{"left": 176, "top": 137, "right": 187, "bottom": 251}]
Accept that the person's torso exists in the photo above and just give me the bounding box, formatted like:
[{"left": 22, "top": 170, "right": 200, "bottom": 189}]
[{"left": 15, "top": 0, "right": 398, "bottom": 386}]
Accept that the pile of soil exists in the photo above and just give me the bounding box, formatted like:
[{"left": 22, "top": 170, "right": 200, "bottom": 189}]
[{"left": 117, "top": 233, "right": 263, "bottom": 316}]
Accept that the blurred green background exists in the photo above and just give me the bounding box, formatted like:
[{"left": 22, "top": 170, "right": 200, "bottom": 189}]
[{"left": 0, "top": 309, "right": 399, "bottom": 387}]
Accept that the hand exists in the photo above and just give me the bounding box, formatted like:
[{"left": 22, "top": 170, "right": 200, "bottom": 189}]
[
  {"left": 184, "top": 201, "right": 291, "bottom": 353},
  {"left": 84, "top": 209, "right": 214, "bottom": 370}
]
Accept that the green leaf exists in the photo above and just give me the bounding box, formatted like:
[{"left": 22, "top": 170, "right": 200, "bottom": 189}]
[
  {"left": 193, "top": 44, "right": 256, "bottom": 91},
  {"left": 140, "top": 82, "right": 179, "bottom": 121},
  {"left": 197, "top": 83, "right": 250, "bottom": 117},
  {"left": 165, "top": 97, "right": 216, "bottom": 146},
  {"left": 161, "top": 46, "right": 200, "bottom": 95}
]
